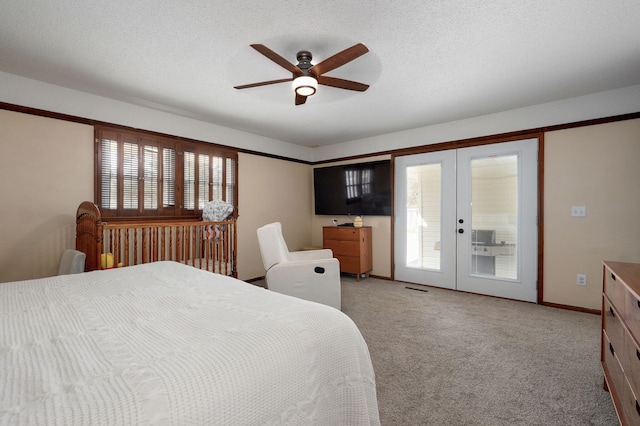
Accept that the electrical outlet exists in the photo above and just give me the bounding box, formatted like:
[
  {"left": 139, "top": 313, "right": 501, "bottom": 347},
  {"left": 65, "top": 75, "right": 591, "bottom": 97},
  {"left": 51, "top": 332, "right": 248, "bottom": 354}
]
[
  {"left": 571, "top": 206, "right": 586, "bottom": 217},
  {"left": 577, "top": 274, "right": 587, "bottom": 286}
]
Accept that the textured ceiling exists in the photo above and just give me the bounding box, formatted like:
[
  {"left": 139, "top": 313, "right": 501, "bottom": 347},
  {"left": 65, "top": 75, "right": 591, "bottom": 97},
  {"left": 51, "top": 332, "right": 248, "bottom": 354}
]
[{"left": 0, "top": 1, "right": 639, "bottom": 147}]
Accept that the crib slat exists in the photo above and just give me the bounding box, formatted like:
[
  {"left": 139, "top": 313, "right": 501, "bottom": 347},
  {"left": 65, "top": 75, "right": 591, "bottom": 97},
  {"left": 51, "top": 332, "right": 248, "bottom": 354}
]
[
  {"left": 99, "top": 219, "right": 236, "bottom": 277},
  {"left": 123, "top": 229, "right": 128, "bottom": 267}
]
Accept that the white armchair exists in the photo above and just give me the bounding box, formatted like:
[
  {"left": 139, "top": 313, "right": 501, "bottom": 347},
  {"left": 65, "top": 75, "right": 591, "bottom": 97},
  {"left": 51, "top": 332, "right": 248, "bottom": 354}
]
[{"left": 257, "top": 222, "right": 341, "bottom": 310}]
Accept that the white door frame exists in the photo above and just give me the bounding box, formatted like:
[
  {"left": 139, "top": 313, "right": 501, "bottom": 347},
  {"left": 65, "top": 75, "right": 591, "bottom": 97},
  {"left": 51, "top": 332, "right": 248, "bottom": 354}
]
[{"left": 394, "top": 138, "right": 539, "bottom": 303}]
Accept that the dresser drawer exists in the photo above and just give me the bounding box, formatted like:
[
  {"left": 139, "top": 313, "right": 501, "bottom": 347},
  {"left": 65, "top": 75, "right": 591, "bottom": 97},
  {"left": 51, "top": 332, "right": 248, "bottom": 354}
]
[
  {"left": 627, "top": 289, "right": 640, "bottom": 344},
  {"left": 604, "top": 330, "right": 626, "bottom": 403},
  {"left": 325, "top": 240, "right": 359, "bottom": 256},
  {"left": 605, "top": 297, "right": 626, "bottom": 359},
  {"left": 621, "top": 376, "right": 640, "bottom": 426},
  {"left": 626, "top": 330, "right": 640, "bottom": 396},
  {"left": 323, "top": 227, "right": 361, "bottom": 241},
  {"left": 605, "top": 267, "right": 627, "bottom": 316},
  {"left": 337, "top": 255, "right": 361, "bottom": 273}
]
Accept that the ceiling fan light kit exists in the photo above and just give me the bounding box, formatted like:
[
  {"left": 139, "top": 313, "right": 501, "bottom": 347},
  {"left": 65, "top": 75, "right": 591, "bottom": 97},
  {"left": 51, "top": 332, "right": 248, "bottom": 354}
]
[
  {"left": 293, "top": 76, "right": 317, "bottom": 96},
  {"left": 235, "top": 43, "right": 370, "bottom": 105}
]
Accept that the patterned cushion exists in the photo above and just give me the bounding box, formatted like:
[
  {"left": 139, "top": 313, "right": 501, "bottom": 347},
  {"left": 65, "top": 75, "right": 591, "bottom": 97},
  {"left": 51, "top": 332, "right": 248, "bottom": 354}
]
[{"left": 203, "top": 200, "right": 234, "bottom": 221}]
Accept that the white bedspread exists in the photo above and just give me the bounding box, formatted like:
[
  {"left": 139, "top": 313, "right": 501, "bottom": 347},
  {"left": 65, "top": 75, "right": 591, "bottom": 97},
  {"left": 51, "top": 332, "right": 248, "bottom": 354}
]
[{"left": 1, "top": 261, "right": 379, "bottom": 425}]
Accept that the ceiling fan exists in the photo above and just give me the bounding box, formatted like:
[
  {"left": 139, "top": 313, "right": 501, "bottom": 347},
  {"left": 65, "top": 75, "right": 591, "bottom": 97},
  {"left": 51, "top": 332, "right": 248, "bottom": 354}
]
[{"left": 234, "top": 43, "right": 370, "bottom": 105}]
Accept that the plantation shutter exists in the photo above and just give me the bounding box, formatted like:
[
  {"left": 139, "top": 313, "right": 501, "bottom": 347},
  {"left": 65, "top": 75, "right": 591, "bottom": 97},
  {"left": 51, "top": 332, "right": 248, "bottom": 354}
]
[
  {"left": 212, "top": 156, "right": 223, "bottom": 201},
  {"left": 100, "top": 137, "right": 118, "bottom": 210},
  {"left": 183, "top": 151, "right": 195, "bottom": 210},
  {"left": 163, "top": 147, "right": 176, "bottom": 209},
  {"left": 225, "top": 157, "right": 236, "bottom": 205},
  {"left": 198, "top": 153, "right": 210, "bottom": 207},
  {"left": 122, "top": 141, "right": 139, "bottom": 210},
  {"left": 143, "top": 145, "right": 158, "bottom": 210},
  {"left": 95, "top": 125, "right": 237, "bottom": 219}
]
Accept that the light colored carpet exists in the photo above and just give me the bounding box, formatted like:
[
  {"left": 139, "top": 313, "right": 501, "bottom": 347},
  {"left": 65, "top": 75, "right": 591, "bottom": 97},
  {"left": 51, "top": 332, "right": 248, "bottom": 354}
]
[
  {"left": 339, "top": 276, "right": 618, "bottom": 426},
  {"left": 251, "top": 275, "right": 618, "bottom": 425}
]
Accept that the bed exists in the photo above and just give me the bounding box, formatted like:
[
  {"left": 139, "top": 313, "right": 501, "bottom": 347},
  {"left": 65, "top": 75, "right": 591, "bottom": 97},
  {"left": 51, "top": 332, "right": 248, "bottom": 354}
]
[
  {"left": 76, "top": 201, "right": 237, "bottom": 277},
  {"left": 0, "top": 261, "right": 379, "bottom": 424}
]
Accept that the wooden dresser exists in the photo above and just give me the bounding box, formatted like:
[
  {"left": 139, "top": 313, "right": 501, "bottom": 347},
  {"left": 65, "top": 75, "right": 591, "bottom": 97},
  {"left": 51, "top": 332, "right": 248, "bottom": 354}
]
[
  {"left": 323, "top": 226, "right": 372, "bottom": 281},
  {"left": 602, "top": 261, "right": 640, "bottom": 426}
]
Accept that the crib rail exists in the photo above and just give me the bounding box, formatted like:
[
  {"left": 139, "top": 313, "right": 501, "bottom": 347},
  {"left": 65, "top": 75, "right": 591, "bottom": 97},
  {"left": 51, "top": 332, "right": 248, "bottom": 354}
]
[{"left": 102, "top": 219, "right": 237, "bottom": 277}]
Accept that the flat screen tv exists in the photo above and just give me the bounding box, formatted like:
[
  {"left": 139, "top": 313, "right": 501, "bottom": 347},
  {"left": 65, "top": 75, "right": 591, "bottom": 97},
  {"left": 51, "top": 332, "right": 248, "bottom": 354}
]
[{"left": 314, "top": 160, "right": 392, "bottom": 216}]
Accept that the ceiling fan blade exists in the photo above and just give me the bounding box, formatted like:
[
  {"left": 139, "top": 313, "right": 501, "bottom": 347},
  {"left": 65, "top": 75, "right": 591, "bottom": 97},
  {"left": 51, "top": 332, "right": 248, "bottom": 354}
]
[
  {"left": 309, "top": 43, "right": 369, "bottom": 76},
  {"left": 295, "top": 93, "right": 307, "bottom": 105},
  {"left": 317, "top": 76, "right": 369, "bottom": 92},
  {"left": 234, "top": 78, "right": 292, "bottom": 90},
  {"left": 250, "top": 44, "right": 303, "bottom": 75}
]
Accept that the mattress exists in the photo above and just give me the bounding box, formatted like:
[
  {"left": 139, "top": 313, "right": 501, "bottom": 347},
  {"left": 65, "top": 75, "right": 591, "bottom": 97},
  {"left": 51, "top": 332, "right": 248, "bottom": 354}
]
[{"left": 1, "top": 261, "right": 379, "bottom": 425}]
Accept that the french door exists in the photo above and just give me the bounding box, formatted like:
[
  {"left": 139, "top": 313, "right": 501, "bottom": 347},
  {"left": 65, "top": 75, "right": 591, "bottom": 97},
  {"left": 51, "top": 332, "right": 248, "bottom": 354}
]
[{"left": 394, "top": 139, "right": 538, "bottom": 303}]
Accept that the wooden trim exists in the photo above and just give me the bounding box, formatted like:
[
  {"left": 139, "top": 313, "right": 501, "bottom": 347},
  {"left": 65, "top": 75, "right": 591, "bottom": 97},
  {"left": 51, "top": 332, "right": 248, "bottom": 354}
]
[
  {"left": 390, "top": 156, "right": 396, "bottom": 281},
  {"left": 316, "top": 112, "right": 640, "bottom": 165},
  {"left": 541, "top": 301, "right": 600, "bottom": 315},
  {"left": 537, "top": 135, "right": 545, "bottom": 304},
  {"left": 235, "top": 147, "right": 312, "bottom": 165},
  {"left": 369, "top": 274, "right": 392, "bottom": 281},
  {"left": 392, "top": 131, "right": 542, "bottom": 159},
  {"left": 1, "top": 101, "right": 239, "bottom": 155},
  {"left": 2, "top": 101, "right": 638, "bottom": 166}
]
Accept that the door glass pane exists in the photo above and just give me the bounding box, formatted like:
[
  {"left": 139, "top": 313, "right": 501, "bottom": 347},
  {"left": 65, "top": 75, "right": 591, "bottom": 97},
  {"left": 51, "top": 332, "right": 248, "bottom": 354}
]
[
  {"left": 406, "top": 163, "right": 442, "bottom": 270},
  {"left": 470, "top": 155, "right": 518, "bottom": 279}
]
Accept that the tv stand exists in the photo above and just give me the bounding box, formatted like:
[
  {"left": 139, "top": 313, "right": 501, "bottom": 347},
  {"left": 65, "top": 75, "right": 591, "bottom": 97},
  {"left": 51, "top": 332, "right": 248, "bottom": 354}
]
[{"left": 323, "top": 226, "right": 372, "bottom": 281}]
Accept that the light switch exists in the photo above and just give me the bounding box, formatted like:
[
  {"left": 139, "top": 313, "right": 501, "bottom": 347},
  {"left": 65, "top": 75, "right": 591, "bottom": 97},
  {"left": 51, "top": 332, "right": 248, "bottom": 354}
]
[{"left": 571, "top": 206, "right": 586, "bottom": 217}]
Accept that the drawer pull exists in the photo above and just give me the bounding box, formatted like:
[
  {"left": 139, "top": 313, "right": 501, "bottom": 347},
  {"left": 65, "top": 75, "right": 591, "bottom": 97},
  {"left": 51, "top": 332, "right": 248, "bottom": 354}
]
[
  {"left": 610, "top": 306, "right": 615, "bottom": 317},
  {"left": 611, "top": 273, "right": 616, "bottom": 281},
  {"left": 637, "top": 348, "right": 640, "bottom": 361},
  {"left": 610, "top": 342, "right": 615, "bottom": 355},
  {"left": 637, "top": 299, "right": 640, "bottom": 309},
  {"left": 636, "top": 400, "right": 640, "bottom": 417}
]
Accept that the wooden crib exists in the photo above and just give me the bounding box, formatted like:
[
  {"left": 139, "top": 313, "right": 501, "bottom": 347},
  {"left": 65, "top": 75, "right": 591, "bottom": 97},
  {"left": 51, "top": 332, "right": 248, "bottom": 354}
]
[{"left": 75, "top": 201, "right": 237, "bottom": 277}]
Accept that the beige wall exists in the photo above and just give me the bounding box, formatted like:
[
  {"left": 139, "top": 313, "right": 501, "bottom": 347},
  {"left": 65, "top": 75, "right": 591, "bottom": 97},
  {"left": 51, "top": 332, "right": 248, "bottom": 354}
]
[
  {"left": 0, "top": 110, "right": 93, "bottom": 282},
  {"left": 310, "top": 155, "right": 393, "bottom": 278},
  {"left": 2, "top": 109, "right": 639, "bottom": 312},
  {"left": 237, "top": 153, "right": 314, "bottom": 280},
  {"left": 543, "top": 119, "right": 640, "bottom": 309},
  {"left": 0, "top": 112, "right": 312, "bottom": 282}
]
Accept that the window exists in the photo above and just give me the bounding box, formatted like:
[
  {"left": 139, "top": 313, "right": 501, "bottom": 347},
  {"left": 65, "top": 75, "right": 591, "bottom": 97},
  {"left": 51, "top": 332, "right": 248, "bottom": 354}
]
[{"left": 96, "top": 126, "right": 237, "bottom": 219}]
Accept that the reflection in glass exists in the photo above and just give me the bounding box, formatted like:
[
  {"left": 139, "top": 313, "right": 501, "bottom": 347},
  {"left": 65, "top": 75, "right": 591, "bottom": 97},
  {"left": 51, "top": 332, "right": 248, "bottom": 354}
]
[
  {"left": 406, "top": 163, "right": 442, "bottom": 270},
  {"left": 470, "top": 155, "right": 518, "bottom": 279}
]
